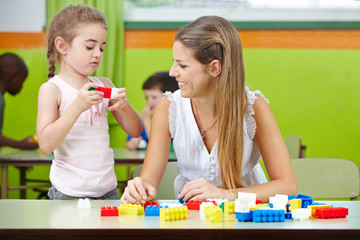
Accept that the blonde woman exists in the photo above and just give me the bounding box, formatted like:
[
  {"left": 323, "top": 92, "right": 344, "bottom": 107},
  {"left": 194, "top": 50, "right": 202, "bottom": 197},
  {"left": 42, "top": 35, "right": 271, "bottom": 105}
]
[{"left": 121, "top": 16, "right": 296, "bottom": 203}]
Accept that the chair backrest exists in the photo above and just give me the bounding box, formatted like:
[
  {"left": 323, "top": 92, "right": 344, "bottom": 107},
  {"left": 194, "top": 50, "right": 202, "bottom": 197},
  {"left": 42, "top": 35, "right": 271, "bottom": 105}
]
[
  {"left": 131, "top": 162, "right": 178, "bottom": 200},
  {"left": 291, "top": 158, "right": 360, "bottom": 200},
  {"left": 285, "top": 135, "right": 305, "bottom": 158}
]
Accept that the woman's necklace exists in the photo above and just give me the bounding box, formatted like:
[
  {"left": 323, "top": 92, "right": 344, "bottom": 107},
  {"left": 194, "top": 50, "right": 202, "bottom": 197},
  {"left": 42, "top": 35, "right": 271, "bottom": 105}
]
[{"left": 192, "top": 99, "right": 218, "bottom": 139}]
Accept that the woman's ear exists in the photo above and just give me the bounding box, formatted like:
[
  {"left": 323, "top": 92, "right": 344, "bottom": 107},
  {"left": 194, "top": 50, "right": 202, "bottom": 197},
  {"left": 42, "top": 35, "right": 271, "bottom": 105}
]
[
  {"left": 208, "top": 59, "right": 222, "bottom": 78},
  {"left": 54, "top": 36, "right": 68, "bottom": 55}
]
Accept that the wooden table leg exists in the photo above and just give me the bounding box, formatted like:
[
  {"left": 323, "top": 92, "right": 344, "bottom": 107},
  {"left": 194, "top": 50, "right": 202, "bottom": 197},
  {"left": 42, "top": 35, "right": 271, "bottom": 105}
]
[
  {"left": 1, "top": 165, "right": 8, "bottom": 199},
  {"left": 19, "top": 167, "right": 27, "bottom": 199}
]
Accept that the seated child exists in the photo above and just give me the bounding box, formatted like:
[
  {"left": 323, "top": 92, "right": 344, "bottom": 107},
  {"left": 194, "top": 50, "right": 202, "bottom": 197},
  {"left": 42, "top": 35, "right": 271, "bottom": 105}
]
[{"left": 126, "top": 71, "right": 178, "bottom": 150}]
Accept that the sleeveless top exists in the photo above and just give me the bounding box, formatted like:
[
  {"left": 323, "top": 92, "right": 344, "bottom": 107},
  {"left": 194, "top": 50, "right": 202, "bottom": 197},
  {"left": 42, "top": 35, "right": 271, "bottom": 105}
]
[
  {"left": 48, "top": 75, "right": 117, "bottom": 197},
  {"left": 164, "top": 88, "right": 268, "bottom": 195}
]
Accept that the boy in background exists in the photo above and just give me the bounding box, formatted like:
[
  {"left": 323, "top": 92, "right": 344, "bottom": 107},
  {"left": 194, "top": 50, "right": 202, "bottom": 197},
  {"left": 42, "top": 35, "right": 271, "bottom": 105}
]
[
  {"left": 0, "top": 53, "right": 38, "bottom": 149},
  {"left": 126, "top": 72, "right": 178, "bottom": 150}
]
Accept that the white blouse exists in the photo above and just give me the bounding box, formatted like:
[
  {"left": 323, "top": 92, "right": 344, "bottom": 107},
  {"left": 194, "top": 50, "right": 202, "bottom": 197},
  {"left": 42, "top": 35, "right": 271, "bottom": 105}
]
[{"left": 164, "top": 87, "right": 268, "bottom": 196}]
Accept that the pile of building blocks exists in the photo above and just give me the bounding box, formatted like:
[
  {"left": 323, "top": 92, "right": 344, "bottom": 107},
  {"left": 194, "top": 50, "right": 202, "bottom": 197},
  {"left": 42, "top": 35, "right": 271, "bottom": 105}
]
[{"left": 99, "top": 193, "right": 349, "bottom": 222}]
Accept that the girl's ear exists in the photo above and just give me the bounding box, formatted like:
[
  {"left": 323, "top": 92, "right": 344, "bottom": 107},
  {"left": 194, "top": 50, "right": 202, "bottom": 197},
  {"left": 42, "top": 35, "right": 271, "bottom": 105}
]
[
  {"left": 54, "top": 37, "right": 68, "bottom": 55},
  {"left": 208, "top": 59, "right": 222, "bottom": 78}
]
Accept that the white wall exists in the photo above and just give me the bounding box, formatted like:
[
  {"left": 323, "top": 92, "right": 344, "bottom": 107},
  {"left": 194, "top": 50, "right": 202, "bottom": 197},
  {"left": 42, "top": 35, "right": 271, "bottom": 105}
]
[{"left": 0, "top": 0, "right": 46, "bottom": 32}]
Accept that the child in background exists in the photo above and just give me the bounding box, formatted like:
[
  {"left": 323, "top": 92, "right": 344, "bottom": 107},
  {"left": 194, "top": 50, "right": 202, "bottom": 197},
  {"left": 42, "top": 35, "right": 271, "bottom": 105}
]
[
  {"left": 36, "top": 5, "right": 142, "bottom": 200},
  {"left": 0, "top": 53, "right": 38, "bottom": 149},
  {"left": 126, "top": 71, "right": 178, "bottom": 150},
  {"left": 121, "top": 16, "right": 296, "bottom": 204}
]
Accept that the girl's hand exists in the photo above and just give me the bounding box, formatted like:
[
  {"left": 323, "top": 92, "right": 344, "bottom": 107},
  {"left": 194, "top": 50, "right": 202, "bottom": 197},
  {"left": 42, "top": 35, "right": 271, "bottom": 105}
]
[
  {"left": 74, "top": 82, "right": 104, "bottom": 113},
  {"left": 120, "top": 177, "right": 157, "bottom": 204},
  {"left": 109, "top": 88, "right": 128, "bottom": 111},
  {"left": 178, "top": 178, "right": 235, "bottom": 201}
]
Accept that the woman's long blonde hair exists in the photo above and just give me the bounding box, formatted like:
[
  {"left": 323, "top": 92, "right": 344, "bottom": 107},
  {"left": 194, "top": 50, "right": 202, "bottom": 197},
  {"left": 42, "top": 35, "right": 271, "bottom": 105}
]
[
  {"left": 47, "top": 5, "right": 107, "bottom": 79},
  {"left": 175, "top": 16, "right": 247, "bottom": 190}
]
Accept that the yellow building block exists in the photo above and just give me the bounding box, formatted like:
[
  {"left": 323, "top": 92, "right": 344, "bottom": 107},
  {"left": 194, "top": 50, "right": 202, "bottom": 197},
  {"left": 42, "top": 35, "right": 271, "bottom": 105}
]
[
  {"left": 160, "top": 206, "right": 188, "bottom": 221},
  {"left": 208, "top": 207, "right": 223, "bottom": 222},
  {"left": 119, "top": 204, "right": 144, "bottom": 215},
  {"left": 204, "top": 206, "right": 218, "bottom": 218},
  {"left": 307, "top": 205, "right": 332, "bottom": 218},
  {"left": 250, "top": 204, "right": 269, "bottom": 211},
  {"left": 289, "top": 199, "right": 301, "bottom": 212},
  {"left": 224, "top": 201, "right": 235, "bottom": 214}
]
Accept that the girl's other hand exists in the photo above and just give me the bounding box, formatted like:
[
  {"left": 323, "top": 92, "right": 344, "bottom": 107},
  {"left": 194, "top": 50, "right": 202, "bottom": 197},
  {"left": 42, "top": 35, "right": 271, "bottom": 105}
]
[
  {"left": 74, "top": 82, "right": 104, "bottom": 112},
  {"left": 109, "top": 88, "right": 128, "bottom": 111},
  {"left": 120, "top": 177, "right": 156, "bottom": 204}
]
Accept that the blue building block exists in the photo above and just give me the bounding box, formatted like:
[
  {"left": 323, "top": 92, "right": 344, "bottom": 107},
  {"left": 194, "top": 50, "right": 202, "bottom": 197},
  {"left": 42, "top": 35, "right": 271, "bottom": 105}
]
[
  {"left": 178, "top": 192, "right": 189, "bottom": 204},
  {"left": 253, "top": 209, "right": 285, "bottom": 223},
  {"left": 235, "top": 211, "right": 253, "bottom": 222},
  {"left": 285, "top": 212, "right": 293, "bottom": 220},
  {"left": 288, "top": 195, "right": 296, "bottom": 200},
  {"left": 145, "top": 205, "right": 168, "bottom": 216},
  {"left": 296, "top": 194, "right": 313, "bottom": 208}
]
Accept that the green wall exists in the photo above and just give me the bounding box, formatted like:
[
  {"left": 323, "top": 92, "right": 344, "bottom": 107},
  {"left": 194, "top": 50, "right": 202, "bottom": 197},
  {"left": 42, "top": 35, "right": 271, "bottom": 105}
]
[{"left": 1, "top": 47, "right": 359, "bottom": 199}]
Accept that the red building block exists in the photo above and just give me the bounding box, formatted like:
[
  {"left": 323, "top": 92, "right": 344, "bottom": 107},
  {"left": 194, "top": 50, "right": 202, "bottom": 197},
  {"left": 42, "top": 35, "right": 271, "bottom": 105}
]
[
  {"left": 95, "top": 87, "right": 112, "bottom": 99},
  {"left": 316, "top": 207, "right": 348, "bottom": 219},
  {"left": 187, "top": 200, "right": 204, "bottom": 210},
  {"left": 144, "top": 201, "right": 159, "bottom": 209},
  {"left": 101, "top": 206, "right": 119, "bottom": 216}
]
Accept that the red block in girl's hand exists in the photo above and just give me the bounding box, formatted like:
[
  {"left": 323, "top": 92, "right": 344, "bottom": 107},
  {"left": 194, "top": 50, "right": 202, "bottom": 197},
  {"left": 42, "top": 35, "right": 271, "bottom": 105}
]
[{"left": 95, "top": 86, "right": 112, "bottom": 98}]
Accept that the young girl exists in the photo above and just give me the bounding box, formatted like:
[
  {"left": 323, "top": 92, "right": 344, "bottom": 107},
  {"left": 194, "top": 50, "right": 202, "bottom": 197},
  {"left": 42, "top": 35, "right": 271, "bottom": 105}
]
[
  {"left": 36, "top": 5, "right": 142, "bottom": 200},
  {"left": 121, "top": 16, "right": 296, "bottom": 204}
]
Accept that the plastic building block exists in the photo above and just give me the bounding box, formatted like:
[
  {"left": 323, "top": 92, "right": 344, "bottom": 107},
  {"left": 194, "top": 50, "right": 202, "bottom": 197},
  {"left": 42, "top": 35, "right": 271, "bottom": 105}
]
[
  {"left": 288, "top": 199, "right": 301, "bottom": 212},
  {"left": 224, "top": 201, "right": 235, "bottom": 214},
  {"left": 316, "top": 207, "right": 348, "bottom": 219},
  {"left": 235, "top": 211, "right": 253, "bottom": 222},
  {"left": 160, "top": 206, "right": 188, "bottom": 221},
  {"left": 252, "top": 209, "right": 285, "bottom": 223},
  {"left": 208, "top": 207, "right": 223, "bottom": 222},
  {"left": 78, "top": 198, "right": 91, "bottom": 208},
  {"left": 144, "top": 201, "right": 159, "bottom": 209},
  {"left": 238, "top": 192, "right": 257, "bottom": 206},
  {"left": 145, "top": 205, "right": 167, "bottom": 216},
  {"left": 250, "top": 203, "right": 269, "bottom": 211},
  {"left": 292, "top": 208, "right": 311, "bottom": 221},
  {"left": 101, "top": 206, "right": 119, "bottom": 216},
  {"left": 296, "top": 194, "right": 313, "bottom": 208},
  {"left": 200, "top": 202, "right": 216, "bottom": 219},
  {"left": 186, "top": 200, "right": 204, "bottom": 210},
  {"left": 119, "top": 204, "right": 144, "bottom": 215},
  {"left": 307, "top": 205, "right": 332, "bottom": 218},
  {"left": 269, "top": 194, "right": 288, "bottom": 210},
  {"left": 235, "top": 198, "right": 250, "bottom": 213},
  {"left": 89, "top": 86, "right": 119, "bottom": 99},
  {"left": 285, "top": 212, "right": 293, "bottom": 220}
]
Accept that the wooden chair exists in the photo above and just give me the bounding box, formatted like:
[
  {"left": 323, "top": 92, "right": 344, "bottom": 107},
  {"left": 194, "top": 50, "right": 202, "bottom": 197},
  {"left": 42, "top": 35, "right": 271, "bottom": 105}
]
[
  {"left": 131, "top": 162, "right": 178, "bottom": 200},
  {"left": 285, "top": 135, "right": 306, "bottom": 158},
  {"left": 291, "top": 158, "right": 360, "bottom": 200}
]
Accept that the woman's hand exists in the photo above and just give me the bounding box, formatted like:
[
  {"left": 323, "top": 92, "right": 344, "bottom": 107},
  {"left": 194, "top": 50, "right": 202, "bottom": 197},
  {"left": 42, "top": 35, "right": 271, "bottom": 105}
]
[
  {"left": 120, "top": 177, "right": 157, "bottom": 204},
  {"left": 108, "top": 88, "right": 128, "bottom": 111},
  {"left": 178, "top": 178, "right": 236, "bottom": 201}
]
